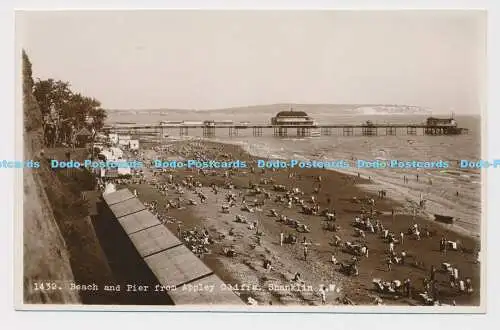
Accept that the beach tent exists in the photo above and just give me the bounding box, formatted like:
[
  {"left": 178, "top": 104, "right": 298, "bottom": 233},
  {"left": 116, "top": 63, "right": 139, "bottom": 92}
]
[
  {"left": 109, "top": 147, "right": 124, "bottom": 159},
  {"left": 103, "top": 182, "right": 117, "bottom": 195},
  {"left": 129, "top": 140, "right": 139, "bottom": 150}
]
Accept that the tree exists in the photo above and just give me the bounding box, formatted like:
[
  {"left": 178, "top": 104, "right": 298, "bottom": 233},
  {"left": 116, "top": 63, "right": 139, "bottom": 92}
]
[
  {"left": 33, "top": 79, "right": 73, "bottom": 116},
  {"left": 89, "top": 108, "right": 107, "bottom": 130},
  {"left": 31, "top": 67, "right": 107, "bottom": 146}
]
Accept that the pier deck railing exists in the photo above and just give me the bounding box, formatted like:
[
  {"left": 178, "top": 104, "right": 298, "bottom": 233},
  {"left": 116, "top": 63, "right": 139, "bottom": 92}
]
[{"left": 102, "top": 123, "right": 469, "bottom": 137}]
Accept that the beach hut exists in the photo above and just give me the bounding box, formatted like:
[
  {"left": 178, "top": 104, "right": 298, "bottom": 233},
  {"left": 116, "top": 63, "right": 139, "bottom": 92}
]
[
  {"left": 129, "top": 140, "right": 139, "bottom": 150},
  {"left": 109, "top": 147, "right": 124, "bottom": 159},
  {"left": 74, "top": 127, "right": 92, "bottom": 147},
  {"left": 108, "top": 133, "right": 116, "bottom": 143},
  {"left": 108, "top": 133, "right": 118, "bottom": 144},
  {"left": 118, "top": 135, "right": 131, "bottom": 147}
]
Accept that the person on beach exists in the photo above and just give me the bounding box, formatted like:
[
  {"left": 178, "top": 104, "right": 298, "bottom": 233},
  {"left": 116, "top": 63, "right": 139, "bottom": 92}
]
[
  {"left": 453, "top": 268, "right": 459, "bottom": 283},
  {"left": 331, "top": 254, "right": 338, "bottom": 265},
  {"left": 416, "top": 174, "right": 419, "bottom": 182},
  {"left": 389, "top": 242, "right": 394, "bottom": 253},
  {"left": 318, "top": 285, "right": 327, "bottom": 305},
  {"left": 459, "top": 280, "right": 466, "bottom": 293},
  {"left": 432, "top": 281, "right": 440, "bottom": 302},
  {"left": 264, "top": 259, "right": 272, "bottom": 271},
  {"left": 280, "top": 232, "right": 284, "bottom": 246},
  {"left": 303, "top": 245, "right": 309, "bottom": 261},
  {"left": 400, "top": 232, "right": 404, "bottom": 244},
  {"left": 430, "top": 266, "right": 436, "bottom": 282},
  {"left": 423, "top": 278, "right": 430, "bottom": 293},
  {"left": 465, "top": 278, "right": 473, "bottom": 293},
  {"left": 404, "top": 278, "right": 412, "bottom": 298},
  {"left": 386, "top": 257, "right": 392, "bottom": 271},
  {"left": 449, "top": 273, "right": 456, "bottom": 288}
]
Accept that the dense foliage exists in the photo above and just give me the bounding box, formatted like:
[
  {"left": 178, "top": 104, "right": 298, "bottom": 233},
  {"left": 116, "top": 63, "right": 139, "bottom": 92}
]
[{"left": 23, "top": 50, "right": 107, "bottom": 146}]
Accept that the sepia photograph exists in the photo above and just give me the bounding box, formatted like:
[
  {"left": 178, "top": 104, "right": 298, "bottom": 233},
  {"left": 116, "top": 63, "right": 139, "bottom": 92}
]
[{"left": 15, "top": 9, "right": 486, "bottom": 311}]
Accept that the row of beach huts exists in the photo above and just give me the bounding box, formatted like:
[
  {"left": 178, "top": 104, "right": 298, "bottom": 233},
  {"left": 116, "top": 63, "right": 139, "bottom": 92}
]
[
  {"left": 101, "top": 188, "right": 244, "bottom": 305},
  {"left": 90, "top": 133, "right": 142, "bottom": 178}
]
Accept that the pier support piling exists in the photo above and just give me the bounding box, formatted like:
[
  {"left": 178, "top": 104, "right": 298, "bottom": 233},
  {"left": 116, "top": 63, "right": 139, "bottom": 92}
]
[
  {"left": 407, "top": 126, "right": 417, "bottom": 135},
  {"left": 386, "top": 127, "right": 397, "bottom": 136},
  {"left": 203, "top": 127, "right": 215, "bottom": 138},
  {"left": 296, "top": 127, "right": 311, "bottom": 137},
  {"left": 343, "top": 127, "right": 354, "bottom": 136},
  {"left": 362, "top": 127, "right": 378, "bottom": 136},
  {"left": 274, "top": 127, "right": 288, "bottom": 137},
  {"left": 321, "top": 127, "right": 332, "bottom": 136},
  {"left": 228, "top": 127, "right": 239, "bottom": 137},
  {"left": 252, "top": 127, "right": 262, "bottom": 136}
]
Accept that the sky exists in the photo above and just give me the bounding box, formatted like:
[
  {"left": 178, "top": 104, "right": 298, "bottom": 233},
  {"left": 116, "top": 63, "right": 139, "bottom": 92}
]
[{"left": 16, "top": 10, "right": 486, "bottom": 113}]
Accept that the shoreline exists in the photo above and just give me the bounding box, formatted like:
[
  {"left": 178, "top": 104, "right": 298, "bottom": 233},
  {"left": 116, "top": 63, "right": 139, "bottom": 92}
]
[
  {"left": 124, "top": 139, "right": 480, "bottom": 306},
  {"left": 207, "top": 137, "right": 481, "bottom": 239}
]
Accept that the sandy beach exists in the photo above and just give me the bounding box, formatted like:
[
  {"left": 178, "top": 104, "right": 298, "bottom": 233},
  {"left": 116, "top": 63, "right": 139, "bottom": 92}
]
[
  {"left": 120, "top": 139, "right": 480, "bottom": 306},
  {"left": 215, "top": 136, "right": 482, "bottom": 238}
]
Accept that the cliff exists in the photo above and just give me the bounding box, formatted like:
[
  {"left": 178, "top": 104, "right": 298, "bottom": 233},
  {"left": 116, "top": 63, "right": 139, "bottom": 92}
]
[{"left": 22, "top": 50, "right": 81, "bottom": 304}]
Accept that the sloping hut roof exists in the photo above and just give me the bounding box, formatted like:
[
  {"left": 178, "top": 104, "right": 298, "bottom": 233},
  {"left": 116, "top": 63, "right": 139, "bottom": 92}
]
[
  {"left": 275, "top": 110, "right": 309, "bottom": 117},
  {"left": 75, "top": 127, "right": 92, "bottom": 137}
]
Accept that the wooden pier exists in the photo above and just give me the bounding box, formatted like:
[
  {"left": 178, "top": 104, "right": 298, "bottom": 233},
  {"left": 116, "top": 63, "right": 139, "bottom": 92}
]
[{"left": 103, "top": 123, "right": 469, "bottom": 138}]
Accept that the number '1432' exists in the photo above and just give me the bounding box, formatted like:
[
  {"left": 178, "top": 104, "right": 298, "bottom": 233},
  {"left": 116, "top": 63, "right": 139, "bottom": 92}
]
[{"left": 33, "top": 282, "right": 59, "bottom": 290}]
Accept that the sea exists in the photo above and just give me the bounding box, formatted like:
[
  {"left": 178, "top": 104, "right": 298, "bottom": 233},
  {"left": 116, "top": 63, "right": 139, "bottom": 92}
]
[{"left": 106, "top": 109, "right": 482, "bottom": 236}]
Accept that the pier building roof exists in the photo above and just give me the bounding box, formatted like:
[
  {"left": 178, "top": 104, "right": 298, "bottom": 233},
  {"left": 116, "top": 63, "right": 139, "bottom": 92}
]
[{"left": 275, "top": 110, "right": 309, "bottom": 117}]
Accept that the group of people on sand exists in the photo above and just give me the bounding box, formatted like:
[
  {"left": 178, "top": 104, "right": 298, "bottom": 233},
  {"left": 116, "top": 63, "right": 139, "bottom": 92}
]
[{"left": 115, "top": 141, "right": 476, "bottom": 306}]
